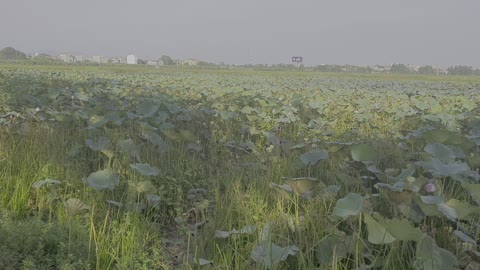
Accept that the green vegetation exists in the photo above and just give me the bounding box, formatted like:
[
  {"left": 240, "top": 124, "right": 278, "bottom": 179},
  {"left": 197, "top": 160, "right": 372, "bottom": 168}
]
[
  {"left": 0, "top": 47, "right": 27, "bottom": 60},
  {"left": 1, "top": 64, "right": 480, "bottom": 269}
]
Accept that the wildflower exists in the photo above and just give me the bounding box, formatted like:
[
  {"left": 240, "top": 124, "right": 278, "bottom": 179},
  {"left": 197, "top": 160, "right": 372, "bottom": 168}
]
[{"left": 424, "top": 183, "right": 436, "bottom": 193}]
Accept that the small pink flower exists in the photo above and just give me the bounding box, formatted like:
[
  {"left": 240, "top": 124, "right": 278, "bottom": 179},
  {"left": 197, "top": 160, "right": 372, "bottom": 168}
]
[{"left": 424, "top": 183, "right": 436, "bottom": 193}]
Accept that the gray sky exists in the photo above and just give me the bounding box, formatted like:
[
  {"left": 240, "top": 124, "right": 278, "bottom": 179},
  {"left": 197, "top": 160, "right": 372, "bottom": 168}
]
[{"left": 1, "top": 0, "right": 479, "bottom": 67}]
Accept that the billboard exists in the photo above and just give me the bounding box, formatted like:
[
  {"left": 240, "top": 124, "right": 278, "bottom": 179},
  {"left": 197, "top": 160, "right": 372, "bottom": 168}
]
[{"left": 292, "top": 56, "right": 303, "bottom": 63}]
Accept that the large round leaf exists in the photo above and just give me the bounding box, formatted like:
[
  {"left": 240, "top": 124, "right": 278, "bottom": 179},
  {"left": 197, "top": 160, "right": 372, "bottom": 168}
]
[
  {"left": 130, "top": 163, "right": 160, "bottom": 176},
  {"left": 363, "top": 213, "right": 396, "bottom": 244},
  {"left": 300, "top": 149, "right": 329, "bottom": 166},
  {"left": 333, "top": 193, "right": 364, "bottom": 219},
  {"left": 86, "top": 136, "right": 110, "bottom": 151},
  {"left": 85, "top": 169, "right": 119, "bottom": 191},
  {"left": 351, "top": 144, "right": 378, "bottom": 161}
]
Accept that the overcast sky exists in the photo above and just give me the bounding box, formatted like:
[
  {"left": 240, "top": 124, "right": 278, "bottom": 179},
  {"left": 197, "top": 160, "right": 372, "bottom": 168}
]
[{"left": 1, "top": 0, "right": 479, "bottom": 67}]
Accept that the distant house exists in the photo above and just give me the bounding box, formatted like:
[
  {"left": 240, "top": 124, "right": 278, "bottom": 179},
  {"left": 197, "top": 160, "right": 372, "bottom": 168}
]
[
  {"left": 59, "top": 54, "right": 75, "bottom": 63},
  {"left": 182, "top": 59, "right": 201, "bottom": 66},
  {"left": 146, "top": 59, "right": 164, "bottom": 66},
  {"left": 127, "top": 54, "right": 137, "bottom": 65},
  {"left": 75, "top": 56, "right": 85, "bottom": 62},
  {"left": 92, "top": 56, "right": 108, "bottom": 64},
  {"left": 109, "top": 57, "right": 127, "bottom": 64}
]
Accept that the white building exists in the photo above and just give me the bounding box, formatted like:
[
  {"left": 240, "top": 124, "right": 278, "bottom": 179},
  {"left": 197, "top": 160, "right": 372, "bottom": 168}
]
[
  {"left": 127, "top": 54, "right": 137, "bottom": 65},
  {"left": 109, "top": 57, "right": 127, "bottom": 64},
  {"left": 59, "top": 54, "right": 75, "bottom": 63},
  {"left": 75, "top": 56, "right": 85, "bottom": 62},
  {"left": 92, "top": 56, "right": 108, "bottom": 64}
]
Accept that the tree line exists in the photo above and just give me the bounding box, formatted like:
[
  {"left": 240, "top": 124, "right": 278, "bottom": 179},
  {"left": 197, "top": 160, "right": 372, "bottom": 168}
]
[{"left": 1, "top": 47, "right": 479, "bottom": 75}]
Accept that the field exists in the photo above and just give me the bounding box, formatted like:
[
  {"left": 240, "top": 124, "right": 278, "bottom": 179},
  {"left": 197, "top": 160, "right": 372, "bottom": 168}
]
[{"left": 1, "top": 64, "right": 480, "bottom": 269}]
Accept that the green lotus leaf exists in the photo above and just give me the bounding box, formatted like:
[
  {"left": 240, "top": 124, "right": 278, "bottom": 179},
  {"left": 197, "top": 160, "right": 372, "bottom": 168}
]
[
  {"left": 105, "top": 200, "right": 123, "bottom": 208},
  {"left": 64, "top": 198, "right": 91, "bottom": 216},
  {"left": 417, "top": 158, "right": 478, "bottom": 180},
  {"left": 383, "top": 217, "right": 423, "bottom": 242},
  {"left": 351, "top": 144, "right": 378, "bottom": 162},
  {"left": 420, "top": 195, "right": 444, "bottom": 204},
  {"left": 136, "top": 101, "right": 159, "bottom": 118},
  {"left": 422, "top": 129, "right": 475, "bottom": 150},
  {"left": 462, "top": 183, "right": 480, "bottom": 202},
  {"left": 179, "top": 129, "right": 197, "bottom": 142},
  {"left": 424, "top": 143, "right": 460, "bottom": 163},
  {"left": 142, "top": 131, "right": 169, "bottom": 153},
  {"left": 85, "top": 169, "right": 119, "bottom": 191},
  {"left": 414, "top": 235, "right": 456, "bottom": 270},
  {"left": 161, "top": 129, "right": 180, "bottom": 142},
  {"left": 215, "top": 225, "right": 256, "bottom": 238},
  {"left": 176, "top": 113, "right": 192, "bottom": 122},
  {"left": 119, "top": 139, "right": 141, "bottom": 162},
  {"left": 415, "top": 197, "right": 441, "bottom": 217},
  {"left": 240, "top": 106, "right": 255, "bottom": 114},
  {"left": 74, "top": 92, "right": 89, "bottom": 101},
  {"left": 124, "top": 201, "right": 146, "bottom": 213},
  {"left": 390, "top": 164, "right": 416, "bottom": 181},
  {"left": 134, "top": 180, "right": 157, "bottom": 193},
  {"left": 333, "top": 193, "right": 364, "bottom": 219},
  {"left": 453, "top": 230, "right": 476, "bottom": 245},
  {"left": 86, "top": 136, "right": 110, "bottom": 151},
  {"left": 146, "top": 194, "right": 161, "bottom": 207},
  {"left": 300, "top": 149, "right": 329, "bottom": 166},
  {"left": 88, "top": 115, "right": 108, "bottom": 128},
  {"left": 251, "top": 243, "right": 299, "bottom": 269},
  {"left": 446, "top": 199, "right": 475, "bottom": 220},
  {"left": 363, "top": 213, "right": 396, "bottom": 244},
  {"left": 130, "top": 163, "right": 160, "bottom": 176},
  {"left": 193, "top": 258, "right": 213, "bottom": 266},
  {"left": 315, "top": 234, "right": 351, "bottom": 267},
  {"left": 436, "top": 203, "right": 457, "bottom": 221},
  {"left": 289, "top": 143, "right": 306, "bottom": 150},
  {"left": 32, "top": 179, "right": 62, "bottom": 189},
  {"left": 220, "top": 110, "right": 237, "bottom": 120}
]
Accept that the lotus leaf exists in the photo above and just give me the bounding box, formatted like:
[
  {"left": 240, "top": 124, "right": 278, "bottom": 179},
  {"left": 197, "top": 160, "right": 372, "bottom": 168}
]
[
  {"left": 193, "top": 258, "right": 213, "bottom": 266},
  {"left": 363, "top": 213, "right": 396, "bottom": 244},
  {"left": 424, "top": 143, "right": 460, "bottom": 163},
  {"left": 64, "top": 198, "right": 91, "bottom": 216},
  {"left": 315, "top": 234, "right": 351, "bottom": 267},
  {"left": 142, "top": 131, "right": 169, "bottom": 152},
  {"left": 250, "top": 243, "right": 299, "bottom": 269},
  {"left": 414, "top": 235, "right": 457, "bottom": 270},
  {"left": 351, "top": 144, "right": 378, "bottom": 162},
  {"left": 417, "top": 158, "right": 478, "bottom": 180},
  {"left": 453, "top": 230, "right": 476, "bottom": 245},
  {"left": 86, "top": 136, "right": 109, "bottom": 151},
  {"left": 130, "top": 163, "right": 160, "bottom": 176},
  {"left": 133, "top": 180, "right": 157, "bottom": 193},
  {"left": 105, "top": 200, "right": 123, "bottom": 207},
  {"left": 119, "top": 139, "right": 141, "bottom": 161},
  {"left": 382, "top": 217, "right": 423, "bottom": 242},
  {"left": 333, "top": 193, "right": 364, "bottom": 219},
  {"left": 146, "top": 194, "right": 161, "bottom": 207},
  {"left": 136, "top": 101, "right": 159, "bottom": 118},
  {"left": 300, "top": 149, "right": 329, "bottom": 166},
  {"left": 445, "top": 199, "right": 476, "bottom": 219},
  {"left": 32, "top": 179, "right": 62, "bottom": 189},
  {"left": 85, "top": 169, "right": 119, "bottom": 191}
]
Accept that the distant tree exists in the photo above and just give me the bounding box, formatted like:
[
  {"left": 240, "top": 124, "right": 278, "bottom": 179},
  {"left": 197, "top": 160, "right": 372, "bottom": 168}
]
[
  {"left": 390, "top": 63, "right": 410, "bottom": 73},
  {"left": 31, "top": 53, "right": 60, "bottom": 65},
  {"left": 417, "top": 65, "right": 435, "bottom": 75},
  {"left": 0, "top": 47, "right": 27, "bottom": 60},
  {"left": 137, "top": 59, "right": 146, "bottom": 65},
  {"left": 447, "top": 65, "right": 473, "bottom": 75},
  {"left": 160, "top": 55, "right": 175, "bottom": 65}
]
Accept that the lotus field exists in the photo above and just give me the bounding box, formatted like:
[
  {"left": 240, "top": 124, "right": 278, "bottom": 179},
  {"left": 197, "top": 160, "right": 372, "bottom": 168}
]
[{"left": 1, "top": 65, "right": 480, "bottom": 269}]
